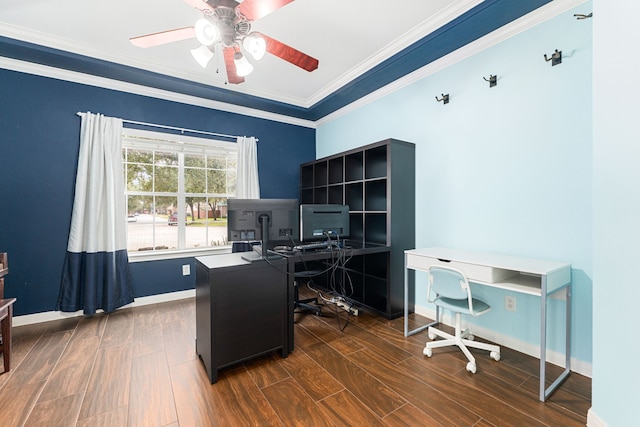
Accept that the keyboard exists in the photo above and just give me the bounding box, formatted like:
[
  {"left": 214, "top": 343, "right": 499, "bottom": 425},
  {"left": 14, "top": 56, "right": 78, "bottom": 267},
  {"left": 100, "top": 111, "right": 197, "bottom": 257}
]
[{"left": 293, "top": 242, "right": 331, "bottom": 251}]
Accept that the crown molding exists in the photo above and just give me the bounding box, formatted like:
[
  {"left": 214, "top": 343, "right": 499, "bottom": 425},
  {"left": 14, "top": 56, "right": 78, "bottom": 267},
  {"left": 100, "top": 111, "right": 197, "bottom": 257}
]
[
  {"left": 317, "top": 0, "right": 589, "bottom": 126},
  {"left": 1, "top": 0, "right": 587, "bottom": 126},
  {"left": 0, "top": 2, "right": 485, "bottom": 110},
  {"left": 0, "top": 21, "right": 314, "bottom": 108},
  {"left": 0, "top": 56, "right": 317, "bottom": 129}
]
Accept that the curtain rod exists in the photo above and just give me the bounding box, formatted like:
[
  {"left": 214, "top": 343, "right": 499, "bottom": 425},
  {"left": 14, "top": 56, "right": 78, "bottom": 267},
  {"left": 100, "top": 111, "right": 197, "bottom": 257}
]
[{"left": 75, "top": 112, "right": 258, "bottom": 141}]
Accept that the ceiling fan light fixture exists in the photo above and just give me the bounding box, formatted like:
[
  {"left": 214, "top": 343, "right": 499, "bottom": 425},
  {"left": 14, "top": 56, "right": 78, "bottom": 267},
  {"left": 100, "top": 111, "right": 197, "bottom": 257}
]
[
  {"left": 243, "top": 34, "right": 266, "bottom": 61},
  {"left": 194, "top": 18, "right": 220, "bottom": 46},
  {"left": 234, "top": 52, "right": 254, "bottom": 77},
  {"left": 129, "top": 2, "right": 319, "bottom": 84},
  {"left": 190, "top": 45, "right": 214, "bottom": 68}
]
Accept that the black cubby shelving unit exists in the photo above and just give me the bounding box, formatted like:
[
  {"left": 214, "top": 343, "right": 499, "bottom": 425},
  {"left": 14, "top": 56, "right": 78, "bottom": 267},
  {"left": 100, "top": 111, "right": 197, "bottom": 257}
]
[{"left": 299, "top": 139, "right": 415, "bottom": 318}]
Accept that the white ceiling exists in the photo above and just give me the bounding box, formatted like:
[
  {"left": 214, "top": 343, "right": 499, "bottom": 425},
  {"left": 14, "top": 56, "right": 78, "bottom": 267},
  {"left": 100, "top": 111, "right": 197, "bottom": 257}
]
[{"left": 0, "top": 0, "right": 482, "bottom": 108}]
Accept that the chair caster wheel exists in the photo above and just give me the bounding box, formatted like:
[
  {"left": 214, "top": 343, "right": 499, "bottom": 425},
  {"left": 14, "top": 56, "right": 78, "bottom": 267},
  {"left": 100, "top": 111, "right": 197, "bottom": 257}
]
[
  {"left": 490, "top": 351, "right": 501, "bottom": 361},
  {"left": 466, "top": 334, "right": 475, "bottom": 341},
  {"left": 466, "top": 362, "right": 477, "bottom": 374},
  {"left": 423, "top": 347, "right": 432, "bottom": 357},
  {"left": 428, "top": 332, "right": 436, "bottom": 340}
]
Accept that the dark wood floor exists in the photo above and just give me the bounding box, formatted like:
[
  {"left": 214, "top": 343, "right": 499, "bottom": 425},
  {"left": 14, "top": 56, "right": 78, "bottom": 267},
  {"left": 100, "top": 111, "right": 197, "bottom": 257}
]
[{"left": 0, "top": 296, "right": 590, "bottom": 427}]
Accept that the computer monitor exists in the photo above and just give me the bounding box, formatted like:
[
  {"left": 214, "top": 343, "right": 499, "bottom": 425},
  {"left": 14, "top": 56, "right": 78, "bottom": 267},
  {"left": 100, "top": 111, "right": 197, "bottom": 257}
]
[
  {"left": 227, "top": 198, "right": 299, "bottom": 260},
  {"left": 299, "top": 204, "right": 350, "bottom": 242}
]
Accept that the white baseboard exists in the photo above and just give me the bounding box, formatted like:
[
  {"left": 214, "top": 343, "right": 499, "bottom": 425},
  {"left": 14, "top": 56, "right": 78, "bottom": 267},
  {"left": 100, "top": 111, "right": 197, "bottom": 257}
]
[
  {"left": 13, "top": 289, "right": 196, "bottom": 327},
  {"left": 587, "top": 408, "right": 607, "bottom": 427},
  {"left": 414, "top": 304, "right": 592, "bottom": 378}
]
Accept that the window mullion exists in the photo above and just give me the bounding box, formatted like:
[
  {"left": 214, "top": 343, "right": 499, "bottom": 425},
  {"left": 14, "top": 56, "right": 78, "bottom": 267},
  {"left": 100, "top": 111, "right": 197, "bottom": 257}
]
[{"left": 177, "top": 153, "right": 186, "bottom": 249}]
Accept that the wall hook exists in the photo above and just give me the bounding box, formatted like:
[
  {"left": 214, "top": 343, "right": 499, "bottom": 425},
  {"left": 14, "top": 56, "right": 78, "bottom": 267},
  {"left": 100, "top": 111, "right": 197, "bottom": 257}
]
[
  {"left": 544, "top": 49, "right": 562, "bottom": 66},
  {"left": 435, "top": 94, "right": 449, "bottom": 104},
  {"left": 574, "top": 13, "right": 592, "bottom": 20},
  {"left": 483, "top": 74, "right": 497, "bottom": 87}
]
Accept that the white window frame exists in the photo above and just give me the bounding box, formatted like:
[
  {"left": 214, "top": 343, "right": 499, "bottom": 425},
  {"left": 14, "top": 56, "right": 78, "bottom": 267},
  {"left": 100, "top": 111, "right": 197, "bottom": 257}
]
[{"left": 123, "top": 128, "right": 237, "bottom": 262}]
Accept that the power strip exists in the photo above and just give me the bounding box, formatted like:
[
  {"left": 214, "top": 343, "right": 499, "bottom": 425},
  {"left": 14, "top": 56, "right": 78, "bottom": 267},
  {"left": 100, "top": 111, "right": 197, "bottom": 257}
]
[{"left": 336, "top": 300, "right": 359, "bottom": 316}]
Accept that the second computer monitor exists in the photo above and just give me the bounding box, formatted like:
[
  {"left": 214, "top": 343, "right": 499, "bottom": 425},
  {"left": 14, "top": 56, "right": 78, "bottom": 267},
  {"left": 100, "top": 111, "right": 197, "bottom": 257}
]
[
  {"left": 227, "top": 198, "right": 299, "bottom": 243},
  {"left": 299, "top": 204, "right": 349, "bottom": 242}
]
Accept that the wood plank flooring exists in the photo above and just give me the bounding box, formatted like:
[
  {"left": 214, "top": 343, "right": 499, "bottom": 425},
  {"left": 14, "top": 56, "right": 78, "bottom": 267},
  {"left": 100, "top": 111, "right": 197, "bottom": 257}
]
[{"left": 0, "top": 296, "right": 591, "bottom": 426}]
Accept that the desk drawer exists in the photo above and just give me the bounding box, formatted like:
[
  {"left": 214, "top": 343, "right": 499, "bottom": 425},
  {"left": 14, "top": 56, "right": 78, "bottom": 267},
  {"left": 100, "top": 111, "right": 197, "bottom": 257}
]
[{"left": 406, "top": 253, "right": 516, "bottom": 283}]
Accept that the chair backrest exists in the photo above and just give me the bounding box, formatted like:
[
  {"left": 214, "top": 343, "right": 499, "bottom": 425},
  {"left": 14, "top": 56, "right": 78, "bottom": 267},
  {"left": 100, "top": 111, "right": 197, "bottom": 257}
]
[{"left": 427, "top": 265, "right": 470, "bottom": 301}]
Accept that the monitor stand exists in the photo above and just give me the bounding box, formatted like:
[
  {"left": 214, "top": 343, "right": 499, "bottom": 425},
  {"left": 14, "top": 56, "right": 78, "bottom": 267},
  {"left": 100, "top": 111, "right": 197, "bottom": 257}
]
[
  {"left": 241, "top": 246, "right": 285, "bottom": 263},
  {"left": 240, "top": 248, "right": 263, "bottom": 263},
  {"left": 240, "top": 214, "right": 284, "bottom": 263}
]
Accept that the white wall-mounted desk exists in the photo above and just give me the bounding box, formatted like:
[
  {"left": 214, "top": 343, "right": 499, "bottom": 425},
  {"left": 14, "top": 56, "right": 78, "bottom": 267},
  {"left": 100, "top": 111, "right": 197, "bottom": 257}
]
[{"left": 404, "top": 247, "right": 571, "bottom": 402}]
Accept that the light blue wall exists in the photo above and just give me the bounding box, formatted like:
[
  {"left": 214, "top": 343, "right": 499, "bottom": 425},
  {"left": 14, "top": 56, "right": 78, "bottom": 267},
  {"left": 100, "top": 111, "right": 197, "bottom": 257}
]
[
  {"left": 318, "top": 4, "right": 592, "bottom": 365},
  {"left": 592, "top": 1, "right": 640, "bottom": 425}
]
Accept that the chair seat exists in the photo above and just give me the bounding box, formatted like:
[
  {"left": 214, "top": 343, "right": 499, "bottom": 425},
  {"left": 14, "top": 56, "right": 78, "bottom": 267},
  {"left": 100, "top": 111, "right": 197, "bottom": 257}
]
[{"left": 435, "top": 296, "right": 490, "bottom": 315}]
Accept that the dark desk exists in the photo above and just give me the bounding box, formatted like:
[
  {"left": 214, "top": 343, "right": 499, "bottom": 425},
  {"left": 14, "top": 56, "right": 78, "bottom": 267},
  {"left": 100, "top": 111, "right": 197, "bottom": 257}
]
[
  {"left": 194, "top": 243, "right": 391, "bottom": 379},
  {"left": 281, "top": 241, "right": 390, "bottom": 351},
  {"left": 195, "top": 253, "right": 289, "bottom": 384}
]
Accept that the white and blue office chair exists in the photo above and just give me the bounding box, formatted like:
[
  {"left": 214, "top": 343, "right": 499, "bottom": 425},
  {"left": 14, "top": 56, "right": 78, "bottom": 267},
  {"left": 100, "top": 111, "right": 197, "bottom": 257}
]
[{"left": 423, "top": 265, "right": 500, "bottom": 373}]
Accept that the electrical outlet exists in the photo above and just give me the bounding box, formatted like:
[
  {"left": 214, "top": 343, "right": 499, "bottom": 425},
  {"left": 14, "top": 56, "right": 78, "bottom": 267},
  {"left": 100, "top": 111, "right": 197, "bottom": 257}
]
[
  {"left": 505, "top": 295, "right": 516, "bottom": 312},
  {"left": 182, "top": 264, "right": 191, "bottom": 276}
]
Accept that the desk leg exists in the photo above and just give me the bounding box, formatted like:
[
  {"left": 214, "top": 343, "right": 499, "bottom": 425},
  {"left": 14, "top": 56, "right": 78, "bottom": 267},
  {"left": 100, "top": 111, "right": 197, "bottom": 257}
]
[
  {"left": 539, "top": 278, "right": 547, "bottom": 401},
  {"left": 404, "top": 258, "right": 437, "bottom": 337},
  {"left": 404, "top": 260, "right": 410, "bottom": 336},
  {"left": 539, "top": 277, "right": 572, "bottom": 402},
  {"left": 404, "top": 262, "right": 411, "bottom": 337},
  {"left": 565, "top": 285, "right": 572, "bottom": 371}
]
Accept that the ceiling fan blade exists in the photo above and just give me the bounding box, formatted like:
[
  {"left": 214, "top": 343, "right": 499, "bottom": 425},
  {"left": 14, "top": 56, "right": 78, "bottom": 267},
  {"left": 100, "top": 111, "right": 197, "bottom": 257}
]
[
  {"left": 223, "top": 47, "right": 245, "bottom": 84},
  {"left": 130, "top": 27, "right": 195, "bottom": 48},
  {"left": 257, "top": 33, "right": 318, "bottom": 72},
  {"left": 237, "top": 0, "right": 294, "bottom": 21}
]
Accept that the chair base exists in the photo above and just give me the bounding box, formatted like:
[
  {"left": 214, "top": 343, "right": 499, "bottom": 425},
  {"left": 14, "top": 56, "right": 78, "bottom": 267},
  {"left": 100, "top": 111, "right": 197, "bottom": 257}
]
[
  {"left": 423, "top": 313, "right": 500, "bottom": 374},
  {"left": 295, "top": 297, "right": 322, "bottom": 316},
  {"left": 294, "top": 281, "right": 322, "bottom": 316}
]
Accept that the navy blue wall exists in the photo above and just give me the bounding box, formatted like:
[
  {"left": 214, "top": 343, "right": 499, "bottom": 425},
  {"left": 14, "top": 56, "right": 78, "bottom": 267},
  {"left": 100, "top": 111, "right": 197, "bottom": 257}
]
[{"left": 0, "top": 68, "right": 315, "bottom": 315}]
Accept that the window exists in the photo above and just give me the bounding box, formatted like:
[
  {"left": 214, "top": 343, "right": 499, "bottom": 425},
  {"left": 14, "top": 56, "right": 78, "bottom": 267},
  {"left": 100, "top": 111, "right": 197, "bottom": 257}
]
[{"left": 122, "top": 128, "right": 237, "bottom": 256}]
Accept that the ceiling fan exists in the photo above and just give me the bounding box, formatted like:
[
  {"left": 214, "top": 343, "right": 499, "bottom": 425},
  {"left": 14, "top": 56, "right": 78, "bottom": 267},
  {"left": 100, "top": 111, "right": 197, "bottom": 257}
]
[{"left": 129, "top": 0, "right": 318, "bottom": 84}]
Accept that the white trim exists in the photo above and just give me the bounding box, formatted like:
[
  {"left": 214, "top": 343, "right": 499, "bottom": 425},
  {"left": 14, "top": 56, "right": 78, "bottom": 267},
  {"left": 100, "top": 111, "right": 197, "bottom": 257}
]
[
  {"left": 0, "top": 1, "right": 586, "bottom": 128},
  {"left": 587, "top": 409, "right": 608, "bottom": 427},
  {"left": 0, "top": 23, "right": 300, "bottom": 108},
  {"left": 414, "top": 303, "right": 592, "bottom": 378},
  {"left": 0, "top": 57, "right": 316, "bottom": 129},
  {"left": 0, "top": 1, "right": 483, "bottom": 109},
  {"left": 13, "top": 289, "right": 196, "bottom": 327},
  {"left": 317, "top": 0, "right": 589, "bottom": 126}
]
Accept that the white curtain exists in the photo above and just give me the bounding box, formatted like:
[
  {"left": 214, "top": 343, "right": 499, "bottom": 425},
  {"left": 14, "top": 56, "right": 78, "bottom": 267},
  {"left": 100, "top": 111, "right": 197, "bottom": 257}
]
[
  {"left": 57, "top": 112, "right": 133, "bottom": 315},
  {"left": 235, "top": 136, "right": 260, "bottom": 198}
]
